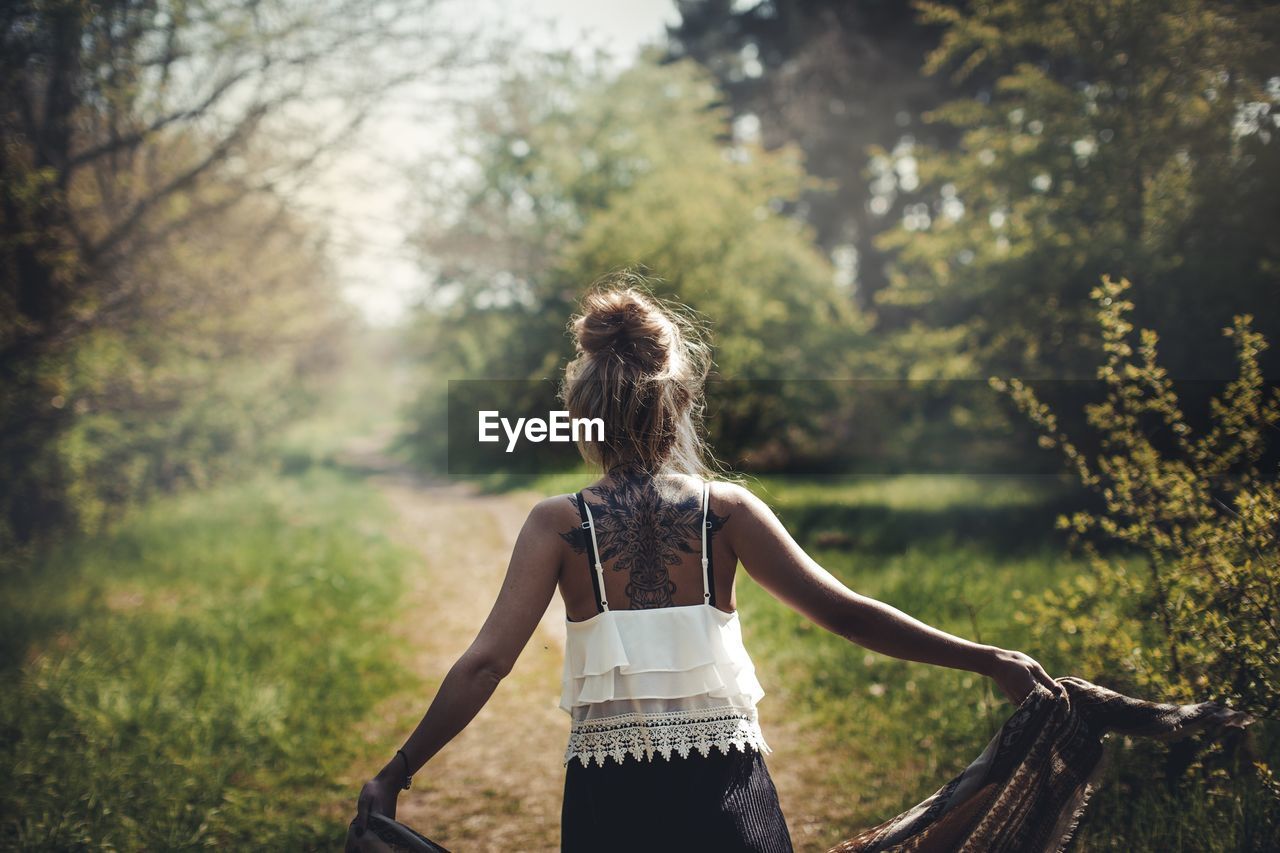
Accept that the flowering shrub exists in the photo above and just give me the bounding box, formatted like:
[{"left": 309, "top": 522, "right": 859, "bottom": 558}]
[{"left": 990, "top": 275, "right": 1279, "bottom": 797}]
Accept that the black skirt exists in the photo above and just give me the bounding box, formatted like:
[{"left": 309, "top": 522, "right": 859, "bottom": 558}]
[{"left": 561, "top": 746, "right": 794, "bottom": 852}]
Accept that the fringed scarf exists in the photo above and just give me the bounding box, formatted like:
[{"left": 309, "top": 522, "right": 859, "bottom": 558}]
[{"left": 831, "top": 676, "right": 1255, "bottom": 853}]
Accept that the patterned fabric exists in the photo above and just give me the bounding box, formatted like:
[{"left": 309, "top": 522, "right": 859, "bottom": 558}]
[
  {"left": 831, "top": 676, "right": 1255, "bottom": 853},
  {"left": 344, "top": 813, "right": 451, "bottom": 853}
]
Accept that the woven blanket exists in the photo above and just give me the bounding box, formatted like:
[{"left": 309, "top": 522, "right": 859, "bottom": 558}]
[{"left": 831, "top": 676, "right": 1255, "bottom": 853}]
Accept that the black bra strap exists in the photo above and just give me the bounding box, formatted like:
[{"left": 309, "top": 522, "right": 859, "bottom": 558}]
[
  {"left": 576, "top": 492, "right": 605, "bottom": 612},
  {"left": 703, "top": 482, "right": 716, "bottom": 608}
]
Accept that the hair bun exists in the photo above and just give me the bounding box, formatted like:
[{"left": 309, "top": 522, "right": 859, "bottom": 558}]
[
  {"left": 561, "top": 273, "right": 715, "bottom": 476},
  {"left": 575, "top": 287, "right": 672, "bottom": 373}
]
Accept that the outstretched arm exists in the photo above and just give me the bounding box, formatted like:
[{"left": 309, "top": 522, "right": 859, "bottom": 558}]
[
  {"left": 722, "top": 483, "right": 1060, "bottom": 703},
  {"left": 352, "top": 497, "right": 562, "bottom": 834}
]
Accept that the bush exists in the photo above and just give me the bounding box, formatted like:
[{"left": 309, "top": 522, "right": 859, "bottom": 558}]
[{"left": 990, "top": 275, "right": 1279, "bottom": 799}]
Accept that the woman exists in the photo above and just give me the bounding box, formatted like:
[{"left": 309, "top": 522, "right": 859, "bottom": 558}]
[{"left": 351, "top": 278, "right": 1061, "bottom": 852}]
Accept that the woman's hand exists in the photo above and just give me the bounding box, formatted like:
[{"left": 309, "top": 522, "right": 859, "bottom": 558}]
[
  {"left": 982, "top": 647, "right": 1063, "bottom": 705},
  {"left": 353, "top": 774, "right": 400, "bottom": 835}
]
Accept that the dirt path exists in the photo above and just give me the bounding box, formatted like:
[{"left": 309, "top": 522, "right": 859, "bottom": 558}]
[{"left": 330, "top": 432, "right": 848, "bottom": 851}]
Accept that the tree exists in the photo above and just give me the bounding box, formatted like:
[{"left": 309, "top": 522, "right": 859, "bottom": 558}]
[
  {"left": 401, "top": 50, "right": 871, "bottom": 473},
  {"left": 875, "top": 0, "right": 1280, "bottom": 381},
  {"left": 665, "top": 0, "right": 980, "bottom": 313},
  {"left": 1, "top": 0, "right": 474, "bottom": 547}
]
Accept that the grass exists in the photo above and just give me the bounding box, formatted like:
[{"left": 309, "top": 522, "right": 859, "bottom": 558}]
[{"left": 0, "top": 465, "right": 421, "bottom": 851}]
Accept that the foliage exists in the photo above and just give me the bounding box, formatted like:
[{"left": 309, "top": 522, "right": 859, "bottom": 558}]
[
  {"left": 876, "top": 0, "right": 1280, "bottom": 380},
  {"left": 0, "top": 466, "right": 417, "bottom": 850},
  {"left": 665, "top": 0, "right": 977, "bottom": 312},
  {"left": 0, "top": 0, "right": 457, "bottom": 552},
  {"left": 401, "top": 51, "right": 871, "bottom": 473},
  {"left": 991, "top": 275, "right": 1280, "bottom": 795},
  {"left": 56, "top": 190, "right": 355, "bottom": 536}
]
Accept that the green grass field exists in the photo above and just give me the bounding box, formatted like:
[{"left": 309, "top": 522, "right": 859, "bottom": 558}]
[{"left": 0, "top": 466, "right": 421, "bottom": 850}]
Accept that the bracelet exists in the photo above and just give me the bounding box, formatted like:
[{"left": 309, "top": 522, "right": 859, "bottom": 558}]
[{"left": 395, "top": 749, "right": 413, "bottom": 791}]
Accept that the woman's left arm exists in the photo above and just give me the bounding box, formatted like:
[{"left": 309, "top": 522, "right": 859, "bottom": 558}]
[{"left": 353, "top": 497, "right": 563, "bottom": 833}]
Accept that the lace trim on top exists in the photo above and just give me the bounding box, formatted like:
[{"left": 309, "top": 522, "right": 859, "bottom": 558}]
[{"left": 565, "top": 704, "right": 772, "bottom": 768}]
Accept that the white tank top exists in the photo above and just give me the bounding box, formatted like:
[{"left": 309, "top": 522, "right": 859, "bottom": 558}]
[{"left": 560, "top": 480, "right": 772, "bottom": 768}]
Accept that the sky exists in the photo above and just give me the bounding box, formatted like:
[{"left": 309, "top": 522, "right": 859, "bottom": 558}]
[{"left": 309, "top": 0, "right": 681, "bottom": 327}]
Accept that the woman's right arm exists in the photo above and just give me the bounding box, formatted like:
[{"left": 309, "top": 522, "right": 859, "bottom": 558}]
[{"left": 722, "top": 483, "right": 1061, "bottom": 705}]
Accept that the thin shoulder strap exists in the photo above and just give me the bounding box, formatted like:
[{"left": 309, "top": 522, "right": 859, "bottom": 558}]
[
  {"left": 577, "top": 491, "right": 608, "bottom": 611},
  {"left": 701, "top": 480, "right": 715, "bottom": 606}
]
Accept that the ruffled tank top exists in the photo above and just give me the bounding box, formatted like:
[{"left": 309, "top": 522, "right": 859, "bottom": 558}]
[{"left": 560, "top": 480, "right": 772, "bottom": 768}]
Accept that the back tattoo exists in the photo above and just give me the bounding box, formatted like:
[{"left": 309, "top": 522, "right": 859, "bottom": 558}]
[{"left": 561, "top": 467, "right": 729, "bottom": 609}]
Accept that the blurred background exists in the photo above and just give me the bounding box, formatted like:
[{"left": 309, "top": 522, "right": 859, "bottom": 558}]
[{"left": 2, "top": 1, "right": 1278, "bottom": 850}]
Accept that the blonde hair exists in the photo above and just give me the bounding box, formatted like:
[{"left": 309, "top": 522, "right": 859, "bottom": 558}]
[{"left": 559, "top": 270, "right": 721, "bottom": 481}]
